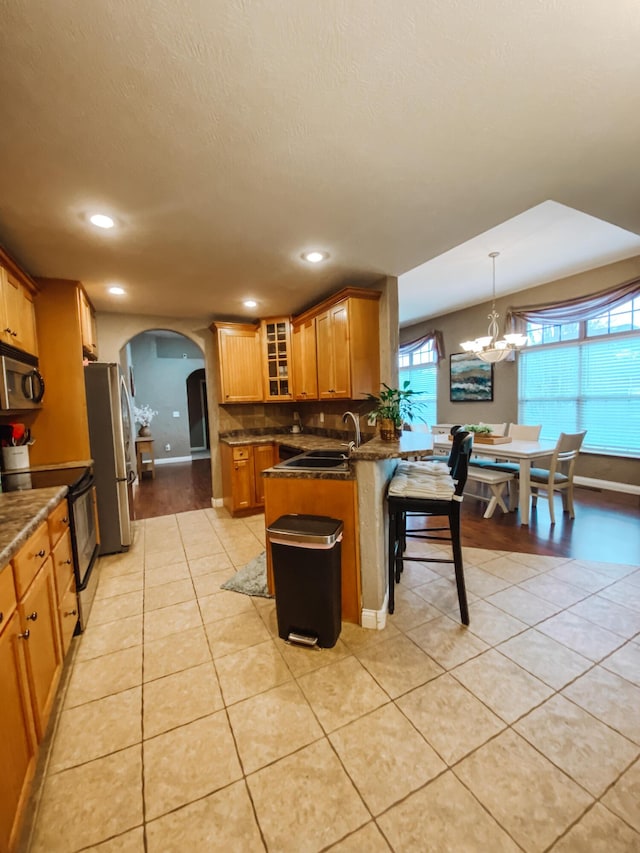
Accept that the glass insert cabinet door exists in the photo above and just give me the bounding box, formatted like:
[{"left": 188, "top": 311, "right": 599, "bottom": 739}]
[{"left": 261, "top": 318, "right": 293, "bottom": 400}]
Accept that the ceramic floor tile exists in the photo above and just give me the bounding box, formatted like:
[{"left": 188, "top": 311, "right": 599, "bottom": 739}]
[
  {"left": 397, "top": 673, "right": 506, "bottom": 765},
  {"left": 325, "top": 821, "right": 392, "bottom": 852},
  {"left": 247, "top": 739, "right": 369, "bottom": 852},
  {"left": 143, "top": 598, "right": 202, "bottom": 643},
  {"left": 549, "top": 803, "right": 640, "bottom": 852},
  {"left": 597, "top": 579, "right": 640, "bottom": 613},
  {"left": 76, "top": 614, "right": 143, "bottom": 661},
  {"left": 389, "top": 558, "right": 441, "bottom": 588},
  {"left": 49, "top": 687, "right": 142, "bottom": 773},
  {"left": 386, "top": 586, "right": 443, "bottom": 632},
  {"left": 98, "top": 553, "right": 144, "bottom": 580},
  {"left": 197, "top": 589, "right": 255, "bottom": 623},
  {"left": 144, "top": 545, "right": 186, "bottom": 570},
  {"left": 143, "top": 662, "right": 223, "bottom": 738},
  {"left": 602, "top": 639, "right": 640, "bottom": 685},
  {"left": 518, "top": 574, "right": 589, "bottom": 608},
  {"left": 412, "top": 576, "right": 479, "bottom": 617},
  {"left": 355, "top": 633, "right": 443, "bottom": 698},
  {"left": 537, "top": 610, "right": 626, "bottom": 661},
  {"left": 29, "top": 746, "right": 143, "bottom": 852},
  {"left": 278, "top": 635, "right": 351, "bottom": 676},
  {"left": 455, "top": 729, "right": 593, "bottom": 852},
  {"left": 570, "top": 559, "right": 637, "bottom": 581},
  {"left": 378, "top": 770, "right": 520, "bottom": 853},
  {"left": 143, "top": 711, "right": 243, "bottom": 820},
  {"left": 145, "top": 780, "right": 264, "bottom": 852},
  {"left": 95, "top": 572, "right": 144, "bottom": 600},
  {"left": 486, "top": 586, "right": 562, "bottom": 625},
  {"left": 498, "top": 628, "right": 593, "bottom": 689},
  {"left": 228, "top": 681, "right": 323, "bottom": 774},
  {"left": 547, "top": 562, "right": 615, "bottom": 593},
  {"left": 329, "top": 703, "right": 446, "bottom": 814},
  {"left": 143, "top": 578, "right": 195, "bottom": 612},
  {"left": 601, "top": 760, "right": 640, "bottom": 832},
  {"left": 509, "top": 552, "right": 571, "bottom": 572},
  {"left": 215, "top": 639, "right": 292, "bottom": 705},
  {"left": 466, "top": 599, "right": 529, "bottom": 645},
  {"left": 84, "top": 825, "right": 145, "bottom": 851},
  {"left": 452, "top": 649, "right": 553, "bottom": 723},
  {"left": 65, "top": 645, "right": 143, "bottom": 708},
  {"left": 568, "top": 594, "right": 640, "bottom": 638},
  {"left": 143, "top": 624, "right": 211, "bottom": 682},
  {"left": 191, "top": 568, "right": 235, "bottom": 597},
  {"left": 188, "top": 552, "right": 233, "bottom": 576},
  {"left": 461, "top": 546, "right": 507, "bottom": 565},
  {"left": 562, "top": 667, "right": 640, "bottom": 744},
  {"left": 480, "top": 555, "right": 541, "bottom": 583},
  {"left": 297, "top": 655, "right": 389, "bottom": 732},
  {"left": 339, "top": 619, "right": 400, "bottom": 653},
  {"left": 144, "top": 560, "right": 191, "bottom": 588},
  {"left": 462, "top": 564, "right": 513, "bottom": 597},
  {"left": 89, "top": 590, "right": 144, "bottom": 626},
  {"left": 183, "top": 537, "right": 226, "bottom": 561},
  {"left": 407, "top": 614, "right": 489, "bottom": 670},
  {"left": 204, "top": 608, "right": 271, "bottom": 658},
  {"left": 515, "top": 694, "right": 639, "bottom": 796}
]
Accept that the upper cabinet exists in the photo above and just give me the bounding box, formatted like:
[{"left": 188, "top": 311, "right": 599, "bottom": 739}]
[
  {"left": 212, "top": 287, "right": 381, "bottom": 404},
  {"left": 261, "top": 318, "right": 293, "bottom": 402},
  {"left": 0, "top": 253, "right": 39, "bottom": 357},
  {"left": 213, "top": 322, "right": 263, "bottom": 403},
  {"left": 77, "top": 287, "right": 98, "bottom": 360},
  {"left": 292, "top": 316, "right": 318, "bottom": 401}
]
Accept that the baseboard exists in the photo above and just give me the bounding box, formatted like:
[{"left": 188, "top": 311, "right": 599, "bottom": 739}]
[
  {"left": 361, "top": 594, "right": 388, "bottom": 630},
  {"left": 155, "top": 456, "right": 193, "bottom": 465},
  {"left": 575, "top": 476, "right": 640, "bottom": 496}
]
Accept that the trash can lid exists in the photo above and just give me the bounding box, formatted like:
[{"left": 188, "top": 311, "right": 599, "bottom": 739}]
[{"left": 266, "top": 514, "right": 344, "bottom": 546}]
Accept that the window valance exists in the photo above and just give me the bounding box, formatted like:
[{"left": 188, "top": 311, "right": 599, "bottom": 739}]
[
  {"left": 507, "top": 277, "right": 640, "bottom": 326},
  {"left": 399, "top": 330, "right": 445, "bottom": 363}
]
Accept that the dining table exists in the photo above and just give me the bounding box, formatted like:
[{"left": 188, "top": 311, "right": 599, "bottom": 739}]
[{"left": 433, "top": 433, "right": 557, "bottom": 525}]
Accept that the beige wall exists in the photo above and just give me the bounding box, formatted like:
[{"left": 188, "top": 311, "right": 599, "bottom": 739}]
[{"left": 400, "top": 256, "right": 640, "bottom": 486}]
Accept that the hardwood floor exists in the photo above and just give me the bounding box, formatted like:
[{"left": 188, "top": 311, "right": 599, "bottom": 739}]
[{"left": 133, "top": 457, "right": 639, "bottom": 566}]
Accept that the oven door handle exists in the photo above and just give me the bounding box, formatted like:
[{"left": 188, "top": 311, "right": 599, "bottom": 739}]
[{"left": 69, "top": 473, "right": 95, "bottom": 502}]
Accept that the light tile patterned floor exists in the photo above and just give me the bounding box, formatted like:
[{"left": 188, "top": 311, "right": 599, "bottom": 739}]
[{"left": 23, "top": 508, "right": 640, "bottom": 852}]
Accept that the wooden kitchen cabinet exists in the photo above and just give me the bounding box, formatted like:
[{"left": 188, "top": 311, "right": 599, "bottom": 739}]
[
  {"left": 213, "top": 322, "right": 263, "bottom": 403},
  {"left": 220, "top": 442, "right": 276, "bottom": 515},
  {"left": 292, "top": 316, "right": 318, "bottom": 400},
  {"left": 0, "top": 258, "right": 39, "bottom": 357},
  {"left": 49, "top": 501, "right": 78, "bottom": 657},
  {"left": 77, "top": 285, "right": 98, "bottom": 359},
  {"left": 261, "top": 317, "right": 293, "bottom": 401}
]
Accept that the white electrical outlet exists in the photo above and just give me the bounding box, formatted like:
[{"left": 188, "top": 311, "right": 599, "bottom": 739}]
[
  {"left": 367, "top": 414, "right": 377, "bottom": 427},
  {"left": 319, "top": 412, "right": 324, "bottom": 424},
  {"left": 172, "top": 411, "right": 180, "bottom": 418},
  {"left": 165, "top": 443, "right": 171, "bottom": 451}
]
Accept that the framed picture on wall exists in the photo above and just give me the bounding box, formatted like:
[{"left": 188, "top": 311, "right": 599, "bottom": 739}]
[{"left": 450, "top": 352, "right": 494, "bottom": 402}]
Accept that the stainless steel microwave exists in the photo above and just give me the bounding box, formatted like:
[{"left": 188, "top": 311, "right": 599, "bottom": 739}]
[{"left": 0, "top": 351, "right": 45, "bottom": 410}]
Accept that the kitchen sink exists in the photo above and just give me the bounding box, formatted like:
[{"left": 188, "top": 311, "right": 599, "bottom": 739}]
[
  {"left": 304, "top": 449, "right": 349, "bottom": 459},
  {"left": 275, "top": 450, "right": 350, "bottom": 471}
]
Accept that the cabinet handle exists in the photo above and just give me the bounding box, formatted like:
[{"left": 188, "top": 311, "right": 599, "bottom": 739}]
[
  {"left": 36, "top": 549, "right": 46, "bottom": 558},
  {"left": 11, "top": 330, "right": 17, "bottom": 337},
  {"left": 26, "top": 611, "right": 38, "bottom": 621},
  {"left": 0, "top": 611, "right": 3, "bottom": 624},
  {"left": 18, "top": 629, "right": 30, "bottom": 640},
  {"left": 65, "top": 558, "right": 72, "bottom": 565},
  {"left": 64, "top": 609, "right": 77, "bottom": 617},
  {"left": 62, "top": 516, "right": 69, "bottom": 523}
]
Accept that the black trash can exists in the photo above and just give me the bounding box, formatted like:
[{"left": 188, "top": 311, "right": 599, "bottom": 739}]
[{"left": 266, "top": 514, "right": 343, "bottom": 648}]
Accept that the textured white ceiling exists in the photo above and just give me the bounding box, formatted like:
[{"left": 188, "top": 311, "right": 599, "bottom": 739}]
[{"left": 0, "top": 0, "right": 639, "bottom": 324}]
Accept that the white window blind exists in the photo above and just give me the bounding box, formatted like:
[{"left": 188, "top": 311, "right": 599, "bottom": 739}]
[
  {"left": 518, "top": 334, "right": 640, "bottom": 456},
  {"left": 398, "top": 361, "right": 437, "bottom": 426}
]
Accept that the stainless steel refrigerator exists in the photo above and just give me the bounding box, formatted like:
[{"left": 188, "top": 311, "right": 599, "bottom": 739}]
[{"left": 84, "top": 362, "right": 137, "bottom": 554}]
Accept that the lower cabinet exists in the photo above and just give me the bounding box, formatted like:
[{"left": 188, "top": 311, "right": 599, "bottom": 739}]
[{"left": 221, "top": 442, "right": 276, "bottom": 515}]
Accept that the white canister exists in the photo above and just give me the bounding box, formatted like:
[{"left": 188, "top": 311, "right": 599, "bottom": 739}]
[{"left": 2, "top": 445, "right": 30, "bottom": 471}]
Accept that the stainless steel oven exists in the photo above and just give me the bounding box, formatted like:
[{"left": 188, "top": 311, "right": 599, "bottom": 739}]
[{"left": 2, "top": 464, "right": 99, "bottom": 631}]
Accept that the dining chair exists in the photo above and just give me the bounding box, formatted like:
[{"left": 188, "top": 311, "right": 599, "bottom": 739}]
[
  {"left": 386, "top": 429, "right": 472, "bottom": 624},
  {"left": 526, "top": 430, "right": 587, "bottom": 524},
  {"left": 508, "top": 423, "right": 542, "bottom": 441}
]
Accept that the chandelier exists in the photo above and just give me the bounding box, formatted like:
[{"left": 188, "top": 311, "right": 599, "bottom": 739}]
[{"left": 460, "top": 251, "right": 528, "bottom": 363}]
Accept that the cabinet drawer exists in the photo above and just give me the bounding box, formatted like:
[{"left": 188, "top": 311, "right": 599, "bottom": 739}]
[
  {"left": 48, "top": 500, "right": 70, "bottom": 549},
  {"left": 0, "top": 564, "right": 17, "bottom": 629},
  {"left": 232, "top": 447, "right": 250, "bottom": 461},
  {"left": 13, "top": 523, "right": 50, "bottom": 600},
  {"left": 51, "top": 530, "right": 74, "bottom": 600},
  {"left": 58, "top": 573, "right": 78, "bottom": 657}
]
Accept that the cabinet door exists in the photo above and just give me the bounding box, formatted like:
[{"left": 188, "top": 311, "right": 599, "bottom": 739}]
[
  {"left": 217, "top": 325, "right": 263, "bottom": 403},
  {"left": 261, "top": 319, "right": 293, "bottom": 401},
  {"left": 18, "top": 558, "right": 62, "bottom": 741},
  {"left": 1, "top": 270, "right": 38, "bottom": 356},
  {"left": 316, "top": 302, "right": 351, "bottom": 399},
  {"left": 78, "top": 288, "right": 97, "bottom": 358},
  {"left": 252, "top": 444, "right": 275, "bottom": 507},
  {"left": 58, "top": 574, "right": 78, "bottom": 658},
  {"left": 292, "top": 318, "right": 318, "bottom": 400},
  {"left": 0, "top": 610, "right": 37, "bottom": 853}
]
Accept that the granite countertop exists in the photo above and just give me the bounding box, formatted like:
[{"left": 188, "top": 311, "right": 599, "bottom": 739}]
[
  {"left": 220, "top": 432, "right": 350, "bottom": 453},
  {"left": 350, "top": 432, "right": 436, "bottom": 461},
  {"left": 0, "top": 487, "right": 68, "bottom": 568}
]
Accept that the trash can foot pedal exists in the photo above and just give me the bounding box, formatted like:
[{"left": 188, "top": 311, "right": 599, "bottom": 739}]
[{"left": 287, "top": 631, "right": 319, "bottom": 648}]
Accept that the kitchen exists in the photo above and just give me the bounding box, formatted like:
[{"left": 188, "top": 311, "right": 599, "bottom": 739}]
[{"left": 2, "top": 2, "right": 640, "bottom": 850}]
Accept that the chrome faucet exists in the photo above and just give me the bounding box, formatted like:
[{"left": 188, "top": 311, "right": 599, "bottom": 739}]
[{"left": 342, "top": 411, "right": 361, "bottom": 449}]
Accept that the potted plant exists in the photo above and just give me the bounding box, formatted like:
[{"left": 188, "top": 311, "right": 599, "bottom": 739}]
[
  {"left": 133, "top": 403, "right": 158, "bottom": 437},
  {"left": 366, "top": 381, "right": 427, "bottom": 440}
]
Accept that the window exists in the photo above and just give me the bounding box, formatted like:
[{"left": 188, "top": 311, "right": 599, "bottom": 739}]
[
  {"left": 398, "top": 340, "right": 437, "bottom": 426},
  {"left": 518, "top": 297, "right": 640, "bottom": 457}
]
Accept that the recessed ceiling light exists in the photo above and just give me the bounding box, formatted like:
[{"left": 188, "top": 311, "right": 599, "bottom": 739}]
[
  {"left": 108, "top": 286, "right": 125, "bottom": 295},
  {"left": 244, "top": 300, "right": 258, "bottom": 308},
  {"left": 302, "top": 251, "right": 328, "bottom": 264},
  {"left": 89, "top": 213, "right": 115, "bottom": 229}
]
